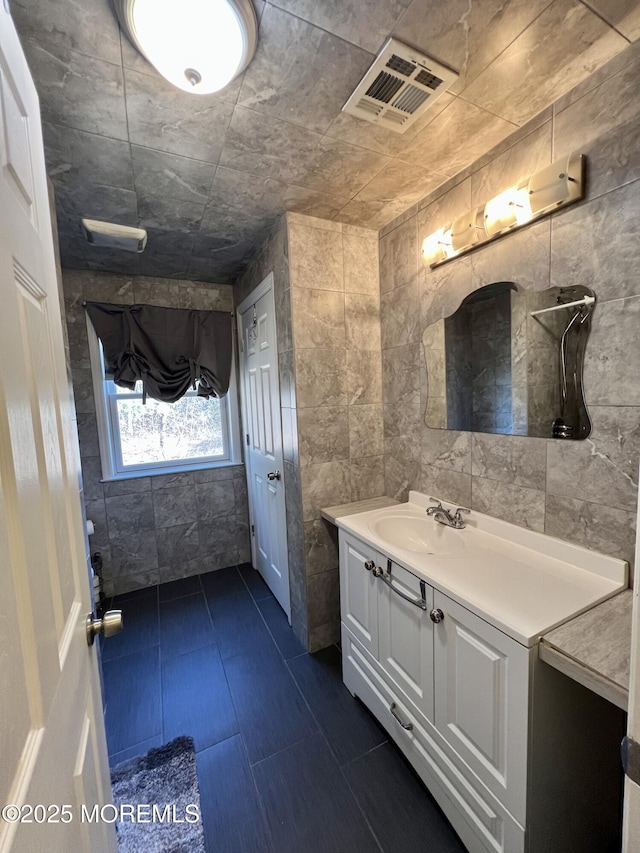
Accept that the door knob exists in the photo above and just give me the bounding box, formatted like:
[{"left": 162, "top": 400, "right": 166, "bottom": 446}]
[
  {"left": 429, "top": 608, "right": 444, "bottom": 623},
  {"left": 267, "top": 470, "right": 281, "bottom": 481},
  {"left": 364, "top": 559, "right": 375, "bottom": 571},
  {"left": 86, "top": 610, "right": 123, "bottom": 646}
]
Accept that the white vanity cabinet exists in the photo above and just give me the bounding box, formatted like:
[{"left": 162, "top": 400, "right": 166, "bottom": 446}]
[{"left": 338, "top": 528, "right": 624, "bottom": 853}]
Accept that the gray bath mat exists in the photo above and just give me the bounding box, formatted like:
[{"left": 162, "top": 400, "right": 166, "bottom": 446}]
[{"left": 111, "top": 736, "right": 206, "bottom": 853}]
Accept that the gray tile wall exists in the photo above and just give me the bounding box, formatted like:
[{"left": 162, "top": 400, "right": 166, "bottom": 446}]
[
  {"left": 62, "top": 270, "right": 250, "bottom": 595},
  {"left": 286, "top": 213, "right": 383, "bottom": 651},
  {"left": 379, "top": 39, "right": 640, "bottom": 572}
]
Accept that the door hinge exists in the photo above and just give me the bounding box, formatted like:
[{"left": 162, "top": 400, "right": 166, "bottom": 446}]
[
  {"left": 622, "top": 736, "right": 640, "bottom": 786},
  {"left": 251, "top": 524, "right": 255, "bottom": 536},
  {"left": 246, "top": 433, "right": 250, "bottom": 445},
  {"left": 240, "top": 337, "right": 244, "bottom": 353}
]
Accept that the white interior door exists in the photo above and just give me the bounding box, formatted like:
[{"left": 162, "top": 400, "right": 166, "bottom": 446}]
[
  {"left": 238, "top": 274, "right": 290, "bottom": 618},
  {"left": 0, "top": 8, "right": 115, "bottom": 852},
  {"left": 622, "top": 468, "right": 640, "bottom": 852}
]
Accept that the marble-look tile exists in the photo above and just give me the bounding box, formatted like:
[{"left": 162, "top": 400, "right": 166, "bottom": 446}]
[
  {"left": 421, "top": 429, "right": 471, "bottom": 475},
  {"left": 110, "top": 530, "right": 159, "bottom": 575},
  {"left": 276, "top": 287, "right": 293, "bottom": 354},
  {"left": 470, "top": 122, "right": 553, "bottom": 208},
  {"left": 23, "top": 39, "right": 127, "bottom": 139},
  {"left": 191, "top": 466, "right": 241, "bottom": 484},
  {"left": 158, "top": 558, "right": 203, "bottom": 585},
  {"left": 156, "top": 523, "right": 200, "bottom": 567},
  {"left": 152, "top": 485, "right": 198, "bottom": 528},
  {"left": 138, "top": 199, "right": 204, "bottom": 237},
  {"left": 234, "top": 477, "right": 249, "bottom": 513},
  {"left": 131, "top": 146, "right": 216, "bottom": 205},
  {"left": 147, "top": 472, "right": 194, "bottom": 490},
  {"left": 85, "top": 249, "right": 142, "bottom": 276},
  {"left": 295, "top": 348, "right": 348, "bottom": 408},
  {"left": 382, "top": 343, "right": 421, "bottom": 410},
  {"left": 420, "top": 465, "right": 472, "bottom": 507},
  {"left": 343, "top": 232, "right": 379, "bottom": 296},
  {"left": 420, "top": 257, "right": 474, "bottom": 329},
  {"left": 43, "top": 123, "right": 133, "bottom": 191},
  {"left": 417, "top": 176, "right": 472, "bottom": 241},
  {"left": 238, "top": 4, "right": 374, "bottom": 135},
  {"left": 105, "top": 493, "right": 155, "bottom": 539},
  {"left": 71, "top": 367, "right": 95, "bottom": 414},
  {"left": 10, "top": 0, "right": 122, "bottom": 64},
  {"left": 110, "top": 570, "right": 160, "bottom": 596},
  {"left": 125, "top": 68, "right": 235, "bottom": 162},
  {"left": 584, "top": 296, "right": 640, "bottom": 406},
  {"left": 345, "top": 294, "right": 381, "bottom": 352},
  {"left": 282, "top": 406, "right": 298, "bottom": 465},
  {"left": 303, "top": 518, "right": 339, "bottom": 577},
  {"left": 80, "top": 457, "right": 104, "bottom": 501},
  {"left": 198, "top": 522, "right": 239, "bottom": 561},
  {"left": 300, "top": 461, "right": 351, "bottom": 522},
  {"left": 470, "top": 220, "right": 551, "bottom": 293},
  {"left": 551, "top": 183, "right": 640, "bottom": 304},
  {"left": 461, "top": 0, "right": 626, "bottom": 126},
  {"left": 102, "top": 477, "right": 151, "bottom": 498},
  {"left": 54, "top": 183, "right": 138, "bottom": 224},
  {"left": 297, "top": 407, "right": 350, "bottom": 465},
  {"left": 77, "top": 412, "right": 99, "bottom": 458},
  {"left": 353, "top": 160, "right": 446, "bottom": 209},
  {"left": 308, "top": 620, "right": 340, "bottom": 652},
  {"left": 393, "top": 0, "right": 553, "bottom": 95},
  {"left": 384, "top": 435, "right": 420, "bottom": 501},
  {"left": 545, "top": 494, "right": 636, "bottom": 567},
  {"left": 349, "top": 405, "right": 384, "bottom": 459},
  {"left": 85, "top": 497, "right": 108, "bottom": 550},
  {"left": 399, "top": 99, "right": 517, "bottom": 179},
  {"left": 346, "top": 350, "right": 383, "bottom": 406},
  {"left": 195, "top": 480, "right": 237, "bottom": 520},
  {"left": 472, "top": 433, "right": 547, "bottom": 490},
  {"left": 547, "top": 406, "right": 640, "bottom": 513},
  {"left": 177, "top": 283, "right": 234, "bottom": 311},
  {"left": 336, "top": 196, "right": 416, "bottom": 231},
  {"left": 132, "top": 278, "right": 182, "bottom": 308},
  {"left": 291, "top": 289, "right": 345, "bottom": 350},
  {"left": 379, "top": 216, "right": 418, "bottom": 293},
  {"left": 83, "top": 273, "right": 135, "bottom": 304},
  {"left": 306, "top": 568, "right": 340, "bottom": 629},
  {"left": 576, "top": 0, "right": 640, "bottom": 42},
  {"left": 471, "top": 478, "right": 545, "bottom": 531},
  {"left": 278, "top": 349, "right": 296, "bottom": 410},
  {"left": 288, "top": 223, "right": 344, "bottom": 290},
  {"left": 350, "top": 456, "right": 386, "bottom": 502},
  {"left": 381, "top": 283, "right": 420, "bottom": 349},
  {"left": 271, "top": 0, "right": 411, "bottom": 53}
]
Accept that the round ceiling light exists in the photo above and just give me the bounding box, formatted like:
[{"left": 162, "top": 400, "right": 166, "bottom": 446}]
[{"left": 113, "top": 0, "right": 257, "bottom": 95}]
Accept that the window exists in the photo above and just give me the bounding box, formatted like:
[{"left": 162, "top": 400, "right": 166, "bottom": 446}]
[{"left": 87, "top": 315, "right": 241, "bottom": 479}]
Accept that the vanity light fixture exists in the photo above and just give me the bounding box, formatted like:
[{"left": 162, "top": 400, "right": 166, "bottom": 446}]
[
  {"left": 112, "top": 0, "right": 257, "bottom": 94},
  {"left": 422, "top": 151, "right": 585, "bottom": 267}
]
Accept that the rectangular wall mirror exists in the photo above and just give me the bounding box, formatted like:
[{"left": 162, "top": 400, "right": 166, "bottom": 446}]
[{"left": 423, "top": 282, "right": 595, "bottom": 440}]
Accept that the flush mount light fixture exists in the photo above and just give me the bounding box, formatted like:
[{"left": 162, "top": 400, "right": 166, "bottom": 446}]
[
  {"left": 422, "top": 151, "right": 585, "bottom": 267},
  {"left": 113, "top": 0, "right": 257, "bottom": 94}
]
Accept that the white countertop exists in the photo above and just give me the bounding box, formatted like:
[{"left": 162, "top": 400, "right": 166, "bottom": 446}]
[{"left": 334, "top": 492, "right": 628, "bottom": 648}]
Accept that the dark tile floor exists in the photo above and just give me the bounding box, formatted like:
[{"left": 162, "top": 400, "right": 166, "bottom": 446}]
[{"left": 102, "top": 564, "right": 466, "bottom": 853}]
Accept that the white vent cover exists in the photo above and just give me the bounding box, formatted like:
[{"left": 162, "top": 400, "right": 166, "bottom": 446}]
[
  {"left": 81, "top": 218, "right": 147, "bottom": 253},
  {"left": 342, "top": 38, "right": 458, "bottom": 133}
]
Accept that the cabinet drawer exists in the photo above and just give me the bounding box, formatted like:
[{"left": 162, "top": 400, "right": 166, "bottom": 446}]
[
  {"left": 433, "top": 591, "right": 531, "bottom": 824},
  {"left": 342, "top": 625, "right": 525, "bottom": 853},
  {"left": 339, "top": 532, "right": 381, "bottom": 658}
]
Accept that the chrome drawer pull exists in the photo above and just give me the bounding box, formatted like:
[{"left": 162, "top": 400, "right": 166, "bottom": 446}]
[
  {"left": 375, "top": 570, "right": 427, "bottom": 611},
  {"left": 390, "top": 702, "right": 413, "bottom": 731}
]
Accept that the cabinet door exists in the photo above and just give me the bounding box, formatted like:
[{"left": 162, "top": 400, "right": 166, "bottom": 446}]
[
  {"left": 339, "top": 532, "right": 380, "bottom": 658},
  {"left": 378, "top": 560, "right": 435, "bottom": 723},
  {"left": 433, "top": 591, "right": 531, "bottom": 823}
]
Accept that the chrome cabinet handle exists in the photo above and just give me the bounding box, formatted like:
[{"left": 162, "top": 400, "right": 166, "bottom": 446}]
[
  {"left": 364, "top": 559, "right": 375, "bottom": 571},
  {"left": 375, "top": 570, "right": 427, "bottom": 611},
  {"left": 267, "top": 470, "right": 281, "bottom": 481},
  {"left": 430, "top": 608, "right": 444, "bottom": 623},
  {"left": 390, "top": 702, "right": 413, "bottom": 730}
]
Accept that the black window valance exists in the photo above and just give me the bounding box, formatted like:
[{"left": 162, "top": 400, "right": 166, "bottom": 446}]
[{"left": 85, "top": 301, "right": 233, "bottom": 404}]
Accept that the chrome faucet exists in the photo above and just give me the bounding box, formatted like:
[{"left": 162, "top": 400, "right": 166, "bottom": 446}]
[{"left": 426, "top": 498, "right": 469, "bottom": 529}]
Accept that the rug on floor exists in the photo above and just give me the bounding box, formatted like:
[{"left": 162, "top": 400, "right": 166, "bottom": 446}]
[{"left": 111, "top": 736, "right": 206, "bottom": 853}]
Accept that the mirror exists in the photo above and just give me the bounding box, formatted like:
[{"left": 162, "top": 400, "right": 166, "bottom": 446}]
[{"left": 423, "top": 282, "right": 595, "bottom": 439}]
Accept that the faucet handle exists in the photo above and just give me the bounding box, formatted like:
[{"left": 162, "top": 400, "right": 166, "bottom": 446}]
[
  {"left": 454, "top": 506, "right": 470, "bottom": 515},
  {"left": 428, "top": 497, "right": 444, "bottom": 508}
]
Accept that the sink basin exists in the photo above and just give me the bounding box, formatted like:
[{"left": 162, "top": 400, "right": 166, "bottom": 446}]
[{"left": 369, "top": 514, "right": 468, "bottom": 556}]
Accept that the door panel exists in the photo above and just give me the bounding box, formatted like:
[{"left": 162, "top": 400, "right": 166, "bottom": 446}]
[
  {"left": 239, "top": 277, "right": 290, "bottom": 617},
  {"left": 339, "top": 533, "right": 380, "bottom": 658},
  {"left": 0, "top": 8, "right": 115, "bottom": 851}
]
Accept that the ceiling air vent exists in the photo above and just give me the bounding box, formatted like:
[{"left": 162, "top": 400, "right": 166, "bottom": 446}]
[{"left": 342, "top": 38, "right": 458, "bottom": 133}]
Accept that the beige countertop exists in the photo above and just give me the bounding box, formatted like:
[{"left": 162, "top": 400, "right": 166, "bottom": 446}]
[
  {"left": 539, "top": 589, "right": 633, "bottom": 710},
  {"left": 321, "top": 496, "right": 399, "bottom": 525}
]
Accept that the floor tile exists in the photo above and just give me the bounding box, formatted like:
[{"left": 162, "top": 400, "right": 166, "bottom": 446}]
[
  {"left": 162, "top": 644, "right": 238, "bottom": 751},
  {"left": 109, "top": 735, "right": 165, "bottom": 768},
  {"left": 257, "top": 597, "right": 305, "bottom": 661},
  {"left": 159, "top": 574, "right": 203, "bottom": 601},
  {"left": 160, "top": 592, "right": 215, "bottom": 659},
  {"left": 252, "top": 732, "right": 378, "bottom": 853},
  {"left": 206, "top": 589, "right": 274, "bottom": 661},
  {"left": 103, "top": 646, "right": 162, "bottom": 756},
  {"left": 223, "top": 643, "right": 317, "bottom": 764},
  {"left": 343, "top": 742, "right": 467, "bottom": 853},
  {"left": 201, "top": 565, "right": 246, "bottom": 599},
  {"left": 102, "top": 590, "right": 159, "bottom": 661},
  {"left": 197, "top": 735, "right": 273, "bottom": 853},
  {"left": 239, "top": 562, "right": 274, "bottom": 601},
  {"left": 288, "top": 646, "right": 388, "bottom": 765}
]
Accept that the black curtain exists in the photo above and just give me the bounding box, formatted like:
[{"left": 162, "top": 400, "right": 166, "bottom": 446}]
[{"left": 85, "top": 301, "right": 233, "bottom": 404}]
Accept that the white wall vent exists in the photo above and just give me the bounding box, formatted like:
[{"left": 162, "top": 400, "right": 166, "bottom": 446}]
[{"left": 342, "top": 38, "right": 458, "bottom": 133}]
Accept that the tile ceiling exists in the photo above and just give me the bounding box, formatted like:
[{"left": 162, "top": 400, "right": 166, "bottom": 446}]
[{"left": 10, "top": 0, "right": 640, "bottom": 284}]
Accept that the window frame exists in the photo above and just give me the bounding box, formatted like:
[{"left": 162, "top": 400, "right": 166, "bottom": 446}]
[{"left": 86, "top": 313, "right": 242, "bottom": 481}]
